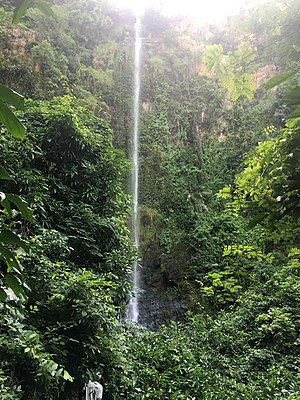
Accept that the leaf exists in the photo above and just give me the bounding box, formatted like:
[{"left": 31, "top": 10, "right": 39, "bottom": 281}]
[
  {"left": 36, "top": 0, "right": 57, "bottom": 20},
  {"left": 0, "top": 244, "right": 22, "bottom": 272},
  {"left": 12, "top": 0, "right": 32, "bottom": 24},
  {"left": 0, "top": 192, "right": 6, "bottom": 202},
  {"left": 5, "top": 273, "right": 23, "bottom": 296},
  {"left": 50, "top": 363, "right": 58, "bottom": 372},
  {"left": 6, "top": 194, "right": 33, "bottom": 222},
  {"left": 286, "top": 87, "right": 300, "bottom": 107},
  {"left": 247, "top": 212, "right": 268, "bottom": 229},
  {"left": 0, "top": 84, "right": 25, "bottom": 110},
  {"left": 63, "top": 370, "right": 74, "bottom": 382},
  {"left": 0, "top": 166, "right": 12, "bottom": 180},
  {"left": 0, "top": 229, "right": 29, "bottom": 252},
  {"left": 0, "top": 102, "right": 26, "bottom": 138},
  {"left": 263, "top": 71, "right": 294, "bottom": 90},
  {"left": 289, "top": 105, "right": 300, "bottom": 119},
  {"left": 0, "top": 288, "right": 7, "bottom": 302},
  {"left": 1, "top": 197, "right": 12, "bottom": 217}
]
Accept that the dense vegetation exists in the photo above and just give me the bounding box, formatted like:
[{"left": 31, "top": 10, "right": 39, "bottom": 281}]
[{"left": 0, "top": 0, "right": 299, "bottom": 399}]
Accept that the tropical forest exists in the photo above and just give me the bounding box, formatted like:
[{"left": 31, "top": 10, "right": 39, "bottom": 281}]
[{"left": 0, "top": 0, "right": 299, "bottom": 398}]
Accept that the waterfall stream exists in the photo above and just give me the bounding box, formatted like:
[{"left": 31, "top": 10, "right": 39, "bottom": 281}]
[{"left": 127, "top": 15, "right": 142, "bottom": 322}]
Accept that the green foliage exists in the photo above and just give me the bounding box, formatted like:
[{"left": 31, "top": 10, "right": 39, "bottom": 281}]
[
  {"left": 104, "top": 250, "right": 299, "bottom": 399},
  {"left": 12, "top": 0, "right": 55, "bottom": 24},
  {"left": 0, "top": 95, "right": 134, "bottom": 398},
  {"left": 0, "top": 0, "right": 131, "bottom": 114},
  {"left": 31, "top": 39, "right": 69, "bottom": 91},
  {"left": 0, "top": 81, "right": 33, "bottom": 308},
  {"left": 203, "top": 44, "right": 224, "bottom": 75},
  {"left": 12, "top": 0, "right": 31, "bottom": 24},
  {"left": 218, "top": 117, "right": 300, "bottom": 238},
  {"left": 1, "top": 94, "right": 133, "bottom": 279},
  {"left": 199, "top": 244, "right": 274, "bottom": 306},
  {"left": 137, "top": 4, "right": 285, "bottom": 307},
  {"left": 0, "top": 84, "right": 25, "bottom": 138},
  {"left": 204, "top": 43, "right": 256, "bottom": 101},
  {"left": 263, "top": 70, "right": 295, "bottom": 90},
  {"left": 23, "top": 237, "right": 119, "bottom": 392},
  {"left": 0, "top": 299, "right": 73, "bottom": 399},
  {"left": 1, "top": 0, "right": 300, "bottom": 398},
  {"left": 0, "top": 9, "right": 135, "bottom": 396}
]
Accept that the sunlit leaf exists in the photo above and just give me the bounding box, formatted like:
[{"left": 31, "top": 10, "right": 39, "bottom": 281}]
[
  {"left": 0, "top": 288, "right": 7, "bottom": 302},
  {"left": 263, "top": 71, "right": 294, "bottom": 90},
  {"left": 5, "top": 273, "right": 23, "bottom": 296},
  {"left": 0, "top": 102, "right": 26, "bottom": 138},
  {"left": 36, "top": 0, "right": 57, "bottom": 20},
  {"left": 0, "top": 229, "right": 29, "bottom": 252},
  {"left": 0, "top": 244, "right": 22, "bottom": 272},
  {"left": 1, "top": 197, "right": 12, "bottom": 217},
  {"left": 12, "top": 0, "right": 31, "bottom": 24},
  {"left": 286, "top": 87, "right": 300, "bottom": 106},
  {"left": 63, "top": 370, "right": 74, "bottom": 382},
  {"left": 0, "top": 166, "right": 12, "bottom": 180},
  {"left": 0, "top": 84, "right": 25, "bottom": 110},
  {"left": 289, "top": 105, "right": 300, "bottom": 119},
  {"left": 6, "top": 194, "right": 33, "bottom": 222}
]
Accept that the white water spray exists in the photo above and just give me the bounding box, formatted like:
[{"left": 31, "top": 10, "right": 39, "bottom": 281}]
[{"left": 127, "top": 15, "right": 142, "bottom": 322}]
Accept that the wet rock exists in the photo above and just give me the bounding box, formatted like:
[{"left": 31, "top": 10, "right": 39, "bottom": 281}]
[{"left": 137, "top": 287, "right": 189, "bottom": 330}]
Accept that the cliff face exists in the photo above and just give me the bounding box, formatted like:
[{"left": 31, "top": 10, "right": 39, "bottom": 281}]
[
  {"left": 0, "top": 25, "right": 38, "bottom": 65},
  {"left": 0, "top": 23, "right": 40, "bottom": 94},
  {"left": 0, "top": 2, "right": 288, "bottom": 329},
  {"left": 0, "top": 4, "right": 133, "bottom": 119}
]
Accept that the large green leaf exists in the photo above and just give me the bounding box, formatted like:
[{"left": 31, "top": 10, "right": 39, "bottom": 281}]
[
  {"left": 0, "top": 166, "right": 12, "bottom": 180},
  {"left": 0, "top": 244, "right": 22, "bottom": 272},
  {"left": 36, "top": 0, "right": 56, "bottom": 19},
  {"left": 0, "top": 229, "right": 29, "bottom": 252},
  {"left": 0, "top": 84, "right": 25, "bottom": 110},
  {"left": 13, "top": 0, "right": 55, "bottom": 24},
  {"left": 12, "top": 0, "right": 31, "bottom": 24},
  {"left": 0, "top": 102, "right": 26, "bottom": 138},
  {"left": 0, "top": 288, "right": 7, "bottom": 302},
  {"left": 1, "top": 197, "right": 12, "bottom": 217},
  {"left": 290, "top": 105, "right": 300, "bottom": 118},
  {"left": 247, "top": 212, "right": 268, "bottom": 229},
  {"left": 286, "top": 87, "right": 300, "bottom": 107},
  {"left": 263, "top": 71, "right": 294, "bottom": 90},
  {"left": 5, "top": 273, "right": 23, "bottom": 296},
  {"left": 5, "top": 194, "right": 33, "bottom": 222}
]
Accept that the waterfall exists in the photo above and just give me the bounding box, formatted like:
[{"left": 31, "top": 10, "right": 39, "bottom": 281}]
[{"left": 127, "top": 15, "right": 142, "bottom": 322}]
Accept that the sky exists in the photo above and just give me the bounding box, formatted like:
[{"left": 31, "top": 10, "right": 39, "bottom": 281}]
[{"left": 110, "top": 0, "right": 261, "bottom": 21}]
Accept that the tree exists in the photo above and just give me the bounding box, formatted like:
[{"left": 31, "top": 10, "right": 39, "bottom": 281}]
[{"left": 203, "top": 43, "right": 256, "bottom": 101}]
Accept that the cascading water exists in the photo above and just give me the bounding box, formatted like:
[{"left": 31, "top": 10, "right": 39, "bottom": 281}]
[{"left": 127, "top": 15, "right": 142, "bottom": 322}]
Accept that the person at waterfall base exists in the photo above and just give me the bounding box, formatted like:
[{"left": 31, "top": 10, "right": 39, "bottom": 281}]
[{"left": 84, "top": 373, "right": 103, "bottom": 400}]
